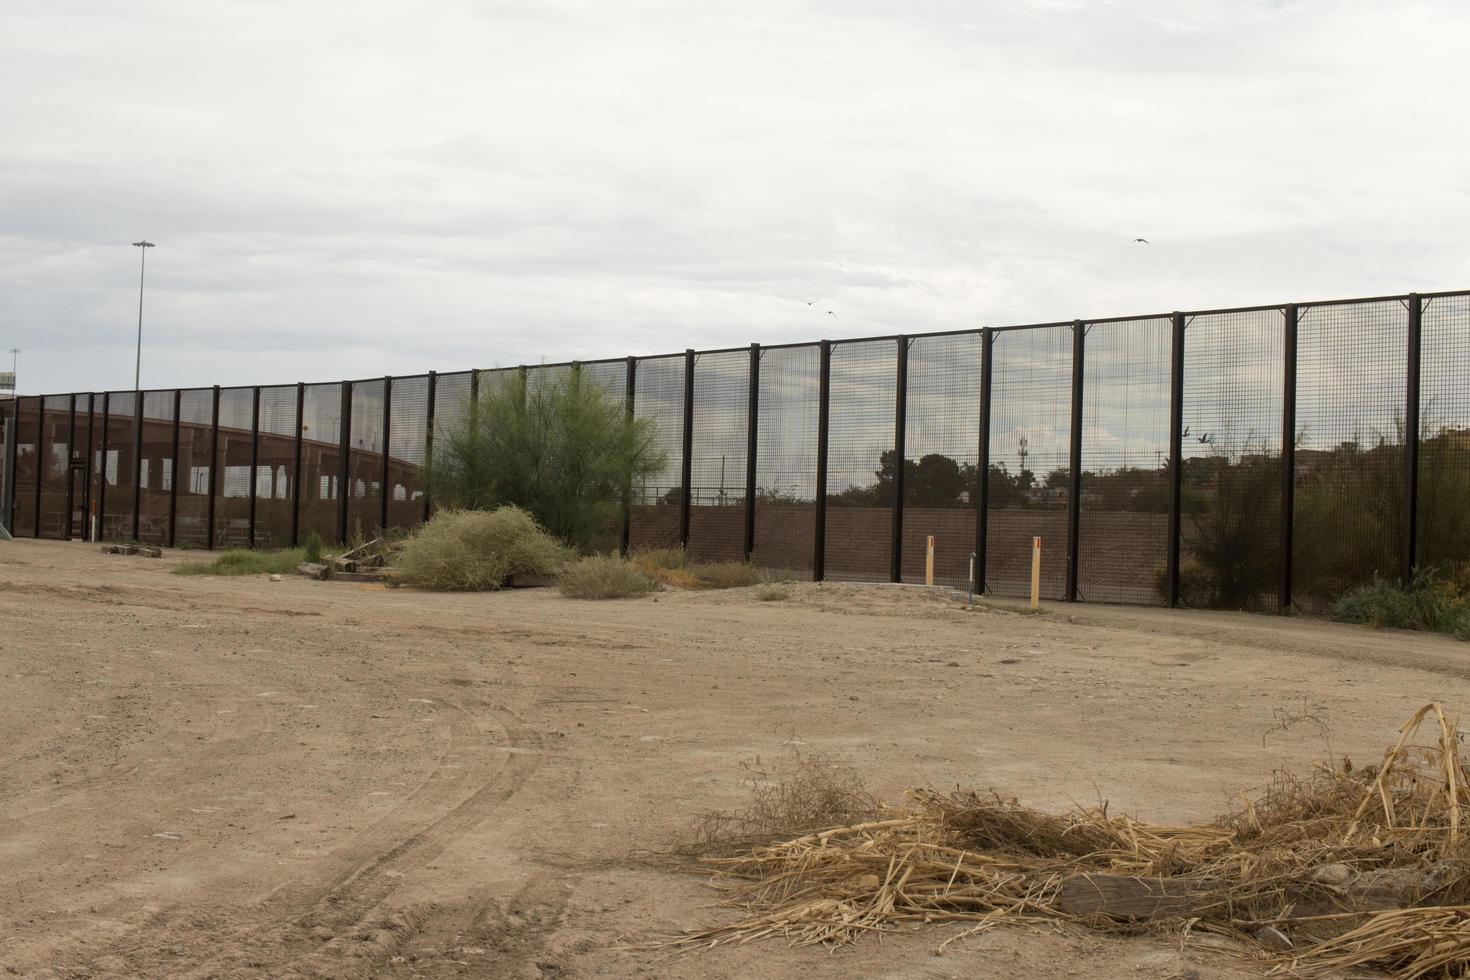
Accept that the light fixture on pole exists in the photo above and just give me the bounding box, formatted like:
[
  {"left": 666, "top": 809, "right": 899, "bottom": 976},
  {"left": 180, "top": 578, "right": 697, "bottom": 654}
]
[
  {"left": 131, "top": 240, "right": 155, "bottom": 391},
  {"left": 4, "top": 348, "right": 17, "bottom": 398}
]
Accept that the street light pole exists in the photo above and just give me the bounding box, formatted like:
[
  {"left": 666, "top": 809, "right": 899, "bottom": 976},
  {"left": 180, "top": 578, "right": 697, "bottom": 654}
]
[
  {"left": 6, "top": 349, "right": 17, "bottom": 395},
  {"left": 131, "top": 240, "right": 155, "bottom": 391}
]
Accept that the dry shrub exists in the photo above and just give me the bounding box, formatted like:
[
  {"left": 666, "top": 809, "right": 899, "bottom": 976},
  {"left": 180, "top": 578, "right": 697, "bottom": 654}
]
[
  {"left": 660, "top": 703, "right": 1470, "bottom": 978},
  {"left": 755, "top": 583, "right": 789, "bottom": 602},
  {"left": 632, "top": 548, "right": 703, "bottom": 588},
  {"left": 685, "top": 751, "right": 878, "bottom": 858},
  {"left": 692, "top": 562, "right": 765, "bottom": 589},
  {"left": 559, "top": 554, "right": 659, "bottom": 600},
  {"left": 395, "top": 507, "right": 567, "bottom": 591}
]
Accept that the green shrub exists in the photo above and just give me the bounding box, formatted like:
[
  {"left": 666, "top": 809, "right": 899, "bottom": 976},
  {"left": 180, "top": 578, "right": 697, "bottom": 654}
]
[
  {"left": 302, "top": 530, "right": 324, "bottom": 565},
  {"left": 692, "top": 561, "right": 765, "bottom": 589},
  {"left": 558, "top": 554, "right": 660, "bottom": 599},
  {"left": 174, "top": 548, "right": 305, "bottom": 577},
  {"left": 395, "top": 507, "right": 569, "bottom": 591},
  {"left": 423, "top": 369, "right": 665, "bottom": 551},
  {"left": 1329, "top": 570, "right": 1470, "bottom": 640},
  {"left": 1151, "top": 557, "right": 1216, "bottom": 608}
]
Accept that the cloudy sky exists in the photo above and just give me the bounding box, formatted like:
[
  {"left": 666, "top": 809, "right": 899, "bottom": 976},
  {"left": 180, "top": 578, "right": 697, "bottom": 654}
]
[{"left": 3, "top": 0, "right": 1469, "bottom": 398}]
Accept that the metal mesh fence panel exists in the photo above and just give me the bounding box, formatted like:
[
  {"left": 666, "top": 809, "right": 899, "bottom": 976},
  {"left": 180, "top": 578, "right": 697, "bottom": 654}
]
[
  {"left": 84, "top": 396, "right": 101, "bottom": 538},
  {"left": 824, "top": 339, "right": 897, "bottom": 583},
  {"left": 427, "top": 371, "right": 473, "bottom": 517},
  {"left": 12, "top": 397, "right": 37, "bottom": 536},
  {"left": 1180, "top": 308, "right": 1284, "bottom": 611},
  {"left": 138, "top": 391, "right": 175, "bottom": 545},
  {"left": 102, "top": 392, "right": 137, "bottom": 541},
  {"left": 175, "top": 389, "right": 213, "bottom": 548},
  {"left": 347, "top": 379, "right": 385, "bottom": 537},
  {"left": 1078, "top": 317, "right": 1172, "bottom": 604},
  {"left": 687, "top": 350, "right": 748, "bottom": 563},
  {"left": 901, "top": 333, "right": 981, "bottom": 587},
  {"left": 255, "top": 385, "right": 297, "bottom": 547},
  {"left": 298, "top": 383, "right": 343, "bottom": 545},
  {"left": 0, "top": 401, "right": 10, "bottom": 533},
  {"left": 754, "top": 345, "right": 819, "bottom": 578},
  {"left": 213, "top": 388, "right": 253, "bottom": 548},
  {"left": 1418, "top": 294, "right": 1470, "bottom": 571},
  {"left": 578, "top": 360, "right": 627, "bottom": 402},
  {"left": 1293, "top": 300, "right": 1406, "bottom": 609},
  {"left": 386, "top": 375, "right": 428, "bottom": 531},
  {"left": 39, "top": 394, "right": 71, "bottom": 538},
  {"left": 985, "top": 327, "right": 1072, "bottom": 598},
  {"left": 629, "top": 354, "right": 684, "bottom": 552}
]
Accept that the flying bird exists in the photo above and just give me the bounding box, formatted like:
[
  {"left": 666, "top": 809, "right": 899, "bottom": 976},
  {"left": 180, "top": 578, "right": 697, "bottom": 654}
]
[
  {"left": 827, "top": 310, "right": 837, "bottom": 317},
  {"left": 802, "top": 299, "right": 818, "bottom": 306},
  {"left": 1181, "top": 425, "right": 1191, "bottom": 438},
  {"left": 1198, "top": 433, "right": 1212, "bottom": 444},
  {"left": 1133, "top": 238, "right": 1150, "bottom": 244}
]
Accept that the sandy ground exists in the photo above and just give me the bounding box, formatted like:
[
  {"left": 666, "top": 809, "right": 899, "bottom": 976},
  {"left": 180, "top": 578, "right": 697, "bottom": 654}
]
[{"left": 2, "top": 538, "right": 1466, "bottom": 979}]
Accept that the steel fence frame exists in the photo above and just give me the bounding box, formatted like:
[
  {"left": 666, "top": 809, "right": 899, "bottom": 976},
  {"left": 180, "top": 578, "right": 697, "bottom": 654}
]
[{"left": 1, "top": 288, "right": 1461, "bottom": 612}]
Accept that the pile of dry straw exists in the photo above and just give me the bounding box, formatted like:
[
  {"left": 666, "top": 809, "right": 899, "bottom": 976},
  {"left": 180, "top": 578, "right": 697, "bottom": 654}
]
[{"left": 669, "top": 704, "right": 1470, "bottom": 978}]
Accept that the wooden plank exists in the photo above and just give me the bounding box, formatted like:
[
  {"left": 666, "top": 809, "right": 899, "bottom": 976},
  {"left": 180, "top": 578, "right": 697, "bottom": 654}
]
[{"left": 1057, "top": 874, "right": 1218, "bottom": 920}]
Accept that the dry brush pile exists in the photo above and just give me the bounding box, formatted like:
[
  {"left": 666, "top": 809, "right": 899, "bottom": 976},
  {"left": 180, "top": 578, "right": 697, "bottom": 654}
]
[{"left": 667, "top": 704, "right": 1470, "bottom": 978}]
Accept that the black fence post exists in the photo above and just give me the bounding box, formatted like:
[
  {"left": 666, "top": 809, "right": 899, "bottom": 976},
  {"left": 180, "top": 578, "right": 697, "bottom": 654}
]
[
  {"left": 337, "top": 382, "right": 352, "bottom": 546},
  {"left": 131, "top": 392, "right": 143, "bottom": 541},
  {"left": 975, "top": 329, "right": 994, "bottom": 595},
  {"left": 422, "top": 371, "right": 437, "bottom": 525},
  {"left": 679, "top": 349, "right": 695, "bottom": 550},
  {"left": 248, "top": 385, "right": 260, "bottom": 549},
  {"left": 813, "top": 340, "right": 831, "bottom": 581},
  {"left": 64, "top": 394, "right": 76, "bottom": 540},
  {"left": 98, "top": 393, "right": 110, "bottom": 541},
  {"left": 32, "top": 396, "right": 43, "bottom": 538},
  {"left": 380, "top": 375, "right": 392, "bottom": 534},
  {"left": 1403, "top": 292, "right": 1423, "bottom": 587},
  {"left": 621, "top": 357, "right": 636, "bottom": 557},
  {"left": 290, "top": 383, "right": 304, "bottom": 547},
  {"left": 82, "top": 394, "right": 96, "bottom": 540},
  {"left": 168, "top": 389, "right": 181, "bottom": 548},
  {"left": 1066, "top": 320, "right": 1085, "bottom": 602},
  {"left": 744, "top": 343, "right": 759, "bottom": 561},
  {"left": 891, "top": 337, "right": 908, "bottom": 583},
  {"left": 1166, "top": 312, "right": 1185, "bottom": 608},
  {"left": 1280, "top": 304, "right": 1299, "bottom": 612},
  {"left": 206, "top": 385, "right": 220, "bottom": 551},
  {"left": 1, "top": 401, "right": 13, "bottom": 535}
]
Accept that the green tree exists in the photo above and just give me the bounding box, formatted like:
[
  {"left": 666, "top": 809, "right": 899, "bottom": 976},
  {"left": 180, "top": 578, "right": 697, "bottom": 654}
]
[{"left": 423, "top": 369, "right": 665, "bottom": 550}]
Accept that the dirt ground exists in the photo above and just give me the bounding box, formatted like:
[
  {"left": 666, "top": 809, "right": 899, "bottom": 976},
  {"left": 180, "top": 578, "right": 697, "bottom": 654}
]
[{"left": 3, "top": 539, "right": 1467, "bottom": 979}]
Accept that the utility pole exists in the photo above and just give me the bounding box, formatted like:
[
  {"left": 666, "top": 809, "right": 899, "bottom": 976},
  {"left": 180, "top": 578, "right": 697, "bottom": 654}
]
[{"left": 132, "top": 240, "right": 155, "bottom": 391}]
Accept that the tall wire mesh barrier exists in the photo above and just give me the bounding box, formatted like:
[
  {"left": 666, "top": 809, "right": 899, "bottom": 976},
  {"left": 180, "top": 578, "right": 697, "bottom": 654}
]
[
  {"left": 574, "top": 360, "right": 630, "bottom": 552},
  {"left": 985, "top": 327, "right": 1072, "bottom": 598},
  {"left": 687, "top": 350, "right": 748, "bottom": 563},
  {"left": 175, "top": 390, "right": 213, "bottom": 548},
  {"left": 1293, "top": 300, "right": 1407, "bottom": 610},
  {"left": 1418, "top": 295, "right": 1470, "bottom": 571},
  {"left": 256, "top": 385, "right": 297, "bottom": 547},
  {"left": 629, "top": 354, "right": 684, "bottom": 552},
  {"left": 138, "top": 391, "right": 175, "bottom": 545},
  {"left": 348, "top": 379, "right": 385, "bottom": 537},
  {"left": 213, "top": 388, "right": 253, "bottom": 547},
  {"left": 754, "top": 345, "right": 819, "bottom": 578},
  {"left": 1078, "top": 317, "right": 1171, "bottom": 604},
  {"left": 12, "top": 397, "right": 38, "bottom": 536},
  {"left": 102, "top": 392, "right": 137, "bottom": 540},
  {"left": 387, "top": 375, "right": 428, "bottom": 530},
  {"left": 39, "top": 395, "right": 71, "bottom": 537},
  {"left": 1180, "top": 309, "right": 1284, "bottom": 610},
  {"left": 824, "top": 339, "right": 897, "bottom": 583},
  {"left": 14, "top": 288, "right": 1465, "bottom": 612},
  {"left": 901, "top": 333, "right": 981, "bottom": 587},
  {"left": 298, "top": 383, "right": 343, "bottom": 545}
]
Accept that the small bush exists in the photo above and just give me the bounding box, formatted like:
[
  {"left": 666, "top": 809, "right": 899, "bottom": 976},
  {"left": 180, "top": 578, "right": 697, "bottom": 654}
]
[
  {"left": 755, "top": 583, "right": 789, "bottom": 601},
  {"left": 1152, "top": 557, "right": 1216, "bottom": 607},
  {"left": 693, "top": 561, "right": 765, "bottom": 589},
  {"left": 174, "top": 548, "right": 305, "bottom": 577},
  {"left": 633, "top": 547, "right": 687, "bottom": 570},
  {"left": 1330, "top": 570, "right": 1470, "bottom": 640},
  {"left": 302, "top": 531, "right": 324, "bottom": 565},
  {"left": 558, "top": 555, "right": 660, "bottom": 599},
  {"left": 395, "top": 507, "right": 569, "bottom": 591},
  {"left": 632, "top": 548, "right": 703, "bottom": 588}
]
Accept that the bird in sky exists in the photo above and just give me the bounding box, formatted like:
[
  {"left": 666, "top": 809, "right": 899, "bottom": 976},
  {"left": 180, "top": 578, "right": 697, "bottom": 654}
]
[
  {"left": 1134, "top": 238, "right": 1150, "bottom": 244},
  {"left": 1181, "top": 425, "right": 1191, "bottom": 438},
  {"left": 827, "top": 310, "right": 837, "bottom": 317},
  {"left": 1198, "top": 433, "right": 1212, "bottom": 444},
  {"left": 802, "top": 299, "right": 818, "bottom": 306}
]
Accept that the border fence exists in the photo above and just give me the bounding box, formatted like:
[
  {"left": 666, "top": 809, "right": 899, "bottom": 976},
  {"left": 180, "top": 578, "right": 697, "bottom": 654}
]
[{"left": 3, "top": 288, "right": 1468, "bottom": 611}]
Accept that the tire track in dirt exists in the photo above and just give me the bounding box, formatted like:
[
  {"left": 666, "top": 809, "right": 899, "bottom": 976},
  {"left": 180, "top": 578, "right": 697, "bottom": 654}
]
[{"left": 41, "top": 690, "right": 545, "bottom": 980}]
